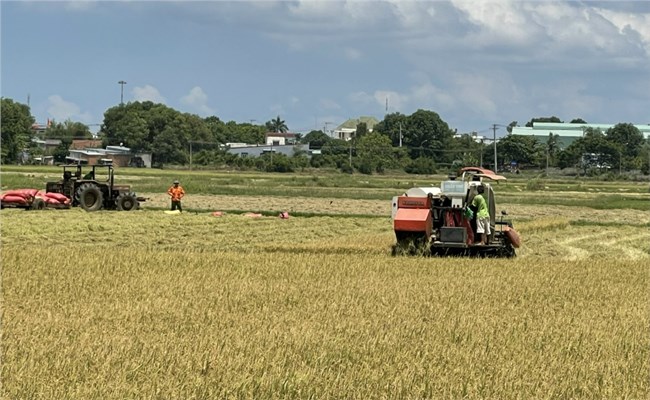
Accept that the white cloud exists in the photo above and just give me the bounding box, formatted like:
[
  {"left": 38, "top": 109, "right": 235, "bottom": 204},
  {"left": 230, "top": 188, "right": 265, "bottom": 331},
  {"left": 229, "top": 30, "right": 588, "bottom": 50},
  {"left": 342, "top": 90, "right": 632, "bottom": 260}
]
[
  {"left": 132, "top": 85, "right": 166, "bottom": 104},
  {"left": 594, "top": 8, "right": 650, "bottom": 57},
  {"left": 180, "top": 86, "right": 214, "bottom": 116},
  {"left": 46, "top": 95, "right": 92, "bottom": 123},
  {"left": 344, "top": 47, "right": 362, "bottom": 60},
  {"left": 320, "top": 98, "right": 341, "bottom": 110}
]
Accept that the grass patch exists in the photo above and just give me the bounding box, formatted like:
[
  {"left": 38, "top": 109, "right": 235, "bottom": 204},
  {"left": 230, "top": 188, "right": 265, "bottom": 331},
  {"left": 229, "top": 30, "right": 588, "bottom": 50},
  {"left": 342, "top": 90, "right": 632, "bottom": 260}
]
[{"left": 503, "top": 193, "right": 650, "bottom": 211}]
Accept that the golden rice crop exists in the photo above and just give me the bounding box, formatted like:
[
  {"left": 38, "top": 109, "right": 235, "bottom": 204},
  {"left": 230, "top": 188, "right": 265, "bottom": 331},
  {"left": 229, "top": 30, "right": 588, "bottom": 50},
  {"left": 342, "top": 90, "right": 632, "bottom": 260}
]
[{"left": 1, "top": 206, "right": 648, "bottom": 399}]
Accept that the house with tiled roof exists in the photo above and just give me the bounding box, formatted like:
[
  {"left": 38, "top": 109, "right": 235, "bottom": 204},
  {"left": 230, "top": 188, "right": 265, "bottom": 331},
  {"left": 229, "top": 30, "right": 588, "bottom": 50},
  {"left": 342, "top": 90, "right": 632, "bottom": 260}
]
[{"left": 332, "top": 116, "right": 379, "bottom": 141}]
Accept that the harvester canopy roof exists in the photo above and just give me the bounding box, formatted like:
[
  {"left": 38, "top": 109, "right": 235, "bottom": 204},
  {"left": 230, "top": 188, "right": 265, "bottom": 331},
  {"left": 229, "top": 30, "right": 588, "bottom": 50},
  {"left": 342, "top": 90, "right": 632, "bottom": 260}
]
[{"left": 459, "top": 167, "right": 507, "bottom": 181}]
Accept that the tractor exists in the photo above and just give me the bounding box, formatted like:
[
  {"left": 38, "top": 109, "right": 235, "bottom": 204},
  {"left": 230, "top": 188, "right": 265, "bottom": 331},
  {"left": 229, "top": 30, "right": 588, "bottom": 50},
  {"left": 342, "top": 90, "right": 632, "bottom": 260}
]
[
  {"left": 45, "top": 163, "right": 144, "bottom": 211},
  {"left": 391, "top": 167, "right": 521, "bottom": 257}
]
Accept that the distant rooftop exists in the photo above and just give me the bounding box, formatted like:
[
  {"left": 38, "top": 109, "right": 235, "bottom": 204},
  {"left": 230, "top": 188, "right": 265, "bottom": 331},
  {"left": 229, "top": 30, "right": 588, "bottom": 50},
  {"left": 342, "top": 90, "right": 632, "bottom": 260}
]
[
  {"left": 512, "top": 122, "right": 650, "bottom": 139},
  {"left": 335, "top": 116, "right": 379, "bottom": 131}
]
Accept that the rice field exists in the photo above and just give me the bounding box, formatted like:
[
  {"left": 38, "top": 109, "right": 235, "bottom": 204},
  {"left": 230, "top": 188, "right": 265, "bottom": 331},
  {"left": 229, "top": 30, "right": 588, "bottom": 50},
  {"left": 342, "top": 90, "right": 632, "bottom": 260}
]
[{"left": 1, "top": 169, "right": 649, "bottom": 399}]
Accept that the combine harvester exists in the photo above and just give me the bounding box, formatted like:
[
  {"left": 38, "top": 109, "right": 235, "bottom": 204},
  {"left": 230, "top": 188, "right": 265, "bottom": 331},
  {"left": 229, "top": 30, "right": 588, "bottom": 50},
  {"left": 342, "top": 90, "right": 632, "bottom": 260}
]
[{"left": 391, "top": 167, "right": 521, "bottom": 257}]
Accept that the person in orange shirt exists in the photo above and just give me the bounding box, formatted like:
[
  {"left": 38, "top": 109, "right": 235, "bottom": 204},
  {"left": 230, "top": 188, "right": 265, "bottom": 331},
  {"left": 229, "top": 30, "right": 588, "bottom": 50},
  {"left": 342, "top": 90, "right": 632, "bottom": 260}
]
[{"left": 167, "top": 180, "right": 185, "bottom": 212}]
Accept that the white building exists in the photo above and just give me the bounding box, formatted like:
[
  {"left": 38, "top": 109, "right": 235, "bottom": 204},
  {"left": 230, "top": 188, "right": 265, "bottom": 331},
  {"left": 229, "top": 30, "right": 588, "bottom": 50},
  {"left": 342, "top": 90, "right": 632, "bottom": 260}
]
[{"left": 512, "top": 122, "right": 650, "bottom": 148}]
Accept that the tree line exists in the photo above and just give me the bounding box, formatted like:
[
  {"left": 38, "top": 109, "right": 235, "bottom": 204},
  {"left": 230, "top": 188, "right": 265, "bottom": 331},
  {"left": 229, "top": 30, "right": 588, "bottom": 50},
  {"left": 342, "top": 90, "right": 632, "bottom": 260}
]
[{"left": 1, "top": 97, "right": 648, "bottom": 175}]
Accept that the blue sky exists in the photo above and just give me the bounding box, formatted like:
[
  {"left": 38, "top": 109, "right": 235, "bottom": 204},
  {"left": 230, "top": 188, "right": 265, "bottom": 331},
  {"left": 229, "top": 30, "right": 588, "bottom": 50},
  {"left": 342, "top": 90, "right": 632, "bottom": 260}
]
[{"left": 2, "top": 1, "right": 649, "bottom": 136}]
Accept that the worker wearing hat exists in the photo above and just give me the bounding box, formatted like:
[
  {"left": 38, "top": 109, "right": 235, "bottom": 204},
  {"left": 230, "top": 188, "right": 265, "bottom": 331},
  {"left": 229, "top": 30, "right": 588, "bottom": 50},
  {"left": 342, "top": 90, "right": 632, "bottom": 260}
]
[{"left": 167, "top": 180, "right": 185, "bottom": 212}]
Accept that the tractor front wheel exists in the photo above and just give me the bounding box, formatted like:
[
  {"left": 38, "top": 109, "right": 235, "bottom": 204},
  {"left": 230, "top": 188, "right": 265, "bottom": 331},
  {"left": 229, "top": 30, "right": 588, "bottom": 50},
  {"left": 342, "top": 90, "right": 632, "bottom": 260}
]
[
  {"left": 30, "top": 198, "right": 46, "bottom": 210},
  {"left": 78, "top": 184, "right": 103, "bottom": 212},
  {"left": 116, "top": 193, "right": 139, "bottom": 211}
]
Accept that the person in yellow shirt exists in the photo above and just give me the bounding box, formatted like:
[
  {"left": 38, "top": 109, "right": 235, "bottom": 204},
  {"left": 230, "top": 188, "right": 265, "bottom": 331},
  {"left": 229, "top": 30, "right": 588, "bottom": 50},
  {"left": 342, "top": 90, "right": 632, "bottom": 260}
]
[
  {"left": 472, "top": 185, "right": 490, "bottom": 245},
  {"left": 167, "top": 180, "right": 185, "bottom": 212}
]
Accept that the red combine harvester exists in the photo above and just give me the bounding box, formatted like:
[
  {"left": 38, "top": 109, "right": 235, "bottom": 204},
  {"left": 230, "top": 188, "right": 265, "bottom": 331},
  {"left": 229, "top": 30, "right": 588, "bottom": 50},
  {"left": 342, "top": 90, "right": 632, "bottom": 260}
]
[{"left": 391, "top": 167, "right": 521, "bottom": 257}]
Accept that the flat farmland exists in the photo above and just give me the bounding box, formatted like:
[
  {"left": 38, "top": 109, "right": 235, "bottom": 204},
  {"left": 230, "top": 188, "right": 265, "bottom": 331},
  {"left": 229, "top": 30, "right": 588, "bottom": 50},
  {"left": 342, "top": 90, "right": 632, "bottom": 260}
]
[{"left": 1, "top": 168, "right": 649, "bottom": 399}]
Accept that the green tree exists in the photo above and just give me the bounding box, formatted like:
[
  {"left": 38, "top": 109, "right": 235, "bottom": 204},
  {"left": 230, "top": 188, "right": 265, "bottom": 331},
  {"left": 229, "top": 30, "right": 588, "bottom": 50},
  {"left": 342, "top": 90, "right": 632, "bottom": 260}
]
[
  {"left": 546, "top": 133, "right": 561, "bottom": 167},
  {"left": 45, "top": 120, "right": 92, "bottom": 140},
  {"left": 506, "top": 121, "right": 518, "bottom": 134},
  {"left": 52, "top": 138, "right": 72, "bottom": 163},
  {"left": 1, "top": 98, "right": 35, "bottom": 163},
  {"left": 151, "top": 126, "right": 187, "bottom": 166},
  {"left": 101, "top": 101, "right": 181, "bottom": 152},
  {"left": 640, "top": 142, "right": 650, "bottom": 175},
  {"left": 355, "top": 122, "right": 368, "bottom": 140},
  {"left": 301, "top": 130, "right": 331, "bottom": 149},
  {"left": 403, "top": 109, "right": 454, "bottom": 163},
  {"left": 266, "top": 116, "right": 288, "bottom": 133},
  {"left": 570, "top": 118, "right": 587, "bottom": 124},
  {"left": 449, "top": 133, "right": 485, "bottom": 168},
  {"left": 605, "top": 123, "right": 644, "bottom": 170},
  {"left": 493, "top": 134, "right": 542, "bottom": 167},
  {"left": 205, "top": 116, "right": 226, "bottom": 144},
  {"left": 525, "top": 116, "right": 562, "bottom": 127},
  {"left": 374, "top": 112, "right": 408, "bottom": 147},
  {"left": 557, "top": 128, "right": 619, "bottom": 172},
  {"left": 356, "top": 132, "right": 393, "bottom": 174},
  {"left": 321, "top": 138, "right": 351, "bottom": 169},
  {"left": 113, "top": 111, "right": 148, "bottom": 151}
]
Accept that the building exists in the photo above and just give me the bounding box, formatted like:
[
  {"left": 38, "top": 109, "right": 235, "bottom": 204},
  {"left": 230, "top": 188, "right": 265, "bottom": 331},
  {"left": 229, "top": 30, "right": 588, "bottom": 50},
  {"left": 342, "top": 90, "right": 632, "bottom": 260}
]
[
  {"left": 454, "top": 131, "right": 487, "bottom": 143},
  {"left": 226, "top": 144, "right": 310, "bottom": 158},
  {"left": 70, "top": 139, "right": 103, "bottom": 150},
  {"left": 332, "top": 116, "right": 379, "bottom": 141},
  {"left": 511, "top": 122, "right": 650, "bottom": 149},
  {"left": 265, "top": 132, "right": 298, "bottom": 146},
  {"left": 67, "top": 145, "right": 152, "bottom": 167},
  {"left": 31, "top": 138, "right": 62, "bottom": 151}
]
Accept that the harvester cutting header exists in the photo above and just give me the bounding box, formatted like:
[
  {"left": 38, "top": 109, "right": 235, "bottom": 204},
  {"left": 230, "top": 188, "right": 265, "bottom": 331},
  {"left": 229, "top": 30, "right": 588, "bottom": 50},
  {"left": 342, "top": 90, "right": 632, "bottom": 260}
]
[{"left": 391, "top": 167, "right": 521, "bottom": 257}]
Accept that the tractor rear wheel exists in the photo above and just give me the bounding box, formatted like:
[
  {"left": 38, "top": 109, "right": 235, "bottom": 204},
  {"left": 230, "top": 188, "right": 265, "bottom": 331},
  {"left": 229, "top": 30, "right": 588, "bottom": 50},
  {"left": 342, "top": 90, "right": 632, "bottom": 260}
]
[
  {"left": 116, "top": 193, "right": 139, "bottom": 211},
  {"left": 78, "top": 184, "right": 103, "bottom": 212}
]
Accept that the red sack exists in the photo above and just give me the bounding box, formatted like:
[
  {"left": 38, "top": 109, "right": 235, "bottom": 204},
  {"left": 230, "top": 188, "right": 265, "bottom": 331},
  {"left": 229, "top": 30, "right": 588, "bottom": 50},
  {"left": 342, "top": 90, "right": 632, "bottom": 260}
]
[
  {"left": 43, "top": 197, "right": 61, "bottom": 204},
  {"left": 1, "top": 195, "right": 29, "bottom": 204},
  {"left": 44, "top": 192, "right": 70, "bottom": 203},
  {"left": 4, "top": 189, "right": 39, "bottom": 199}
]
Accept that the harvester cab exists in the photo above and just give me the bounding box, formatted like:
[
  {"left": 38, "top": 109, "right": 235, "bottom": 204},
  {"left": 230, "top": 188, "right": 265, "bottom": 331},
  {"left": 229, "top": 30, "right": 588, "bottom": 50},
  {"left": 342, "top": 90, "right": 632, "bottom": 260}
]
[{"left": 391, "top": 167, "right": 520, "bottom": 257}]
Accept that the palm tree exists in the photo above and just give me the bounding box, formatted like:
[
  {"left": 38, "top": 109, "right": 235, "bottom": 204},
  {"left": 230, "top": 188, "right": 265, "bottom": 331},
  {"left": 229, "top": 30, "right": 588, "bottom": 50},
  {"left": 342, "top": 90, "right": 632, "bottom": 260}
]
[{"left": 266, "top": 116, "right": 288, "bottom": 133}]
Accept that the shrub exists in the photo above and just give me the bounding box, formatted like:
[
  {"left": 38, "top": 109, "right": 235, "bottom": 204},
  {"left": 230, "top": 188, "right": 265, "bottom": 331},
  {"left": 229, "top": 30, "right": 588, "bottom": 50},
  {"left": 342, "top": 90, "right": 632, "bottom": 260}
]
[
  {"left": 340, "top": 164, "right": 354, "bottom": 174},
  {"left": 525, "top": 179, "right": 544, "bottom": 191},
  {"left": 357, "top": 162, "right": 373, "bottom": 175},
  {"left": 404, "top": 157, "right": 436, "bottom": 175}
]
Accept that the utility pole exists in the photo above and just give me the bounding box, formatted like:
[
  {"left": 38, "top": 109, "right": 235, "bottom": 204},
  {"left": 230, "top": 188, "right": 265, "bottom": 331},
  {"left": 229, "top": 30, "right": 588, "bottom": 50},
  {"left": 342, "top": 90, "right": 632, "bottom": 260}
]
[
  {"left": 324, "top": 122, "right": 333, "bottom": 138},
  {"left": 118, "top": 80, "right": 127, "bottom": 105},
  {"left": 189, "top": 141, "right": 193, "bottom": 171},
  {"left": 492, "top": 124, "right": 499, "bottom": 172}
]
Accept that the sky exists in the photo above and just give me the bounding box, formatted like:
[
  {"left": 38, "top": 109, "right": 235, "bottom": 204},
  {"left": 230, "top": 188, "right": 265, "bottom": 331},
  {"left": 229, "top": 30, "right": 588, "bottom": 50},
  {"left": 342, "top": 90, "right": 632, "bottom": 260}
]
[{"left": 2, "top": 0, "right": 649, "bottom": 137}]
